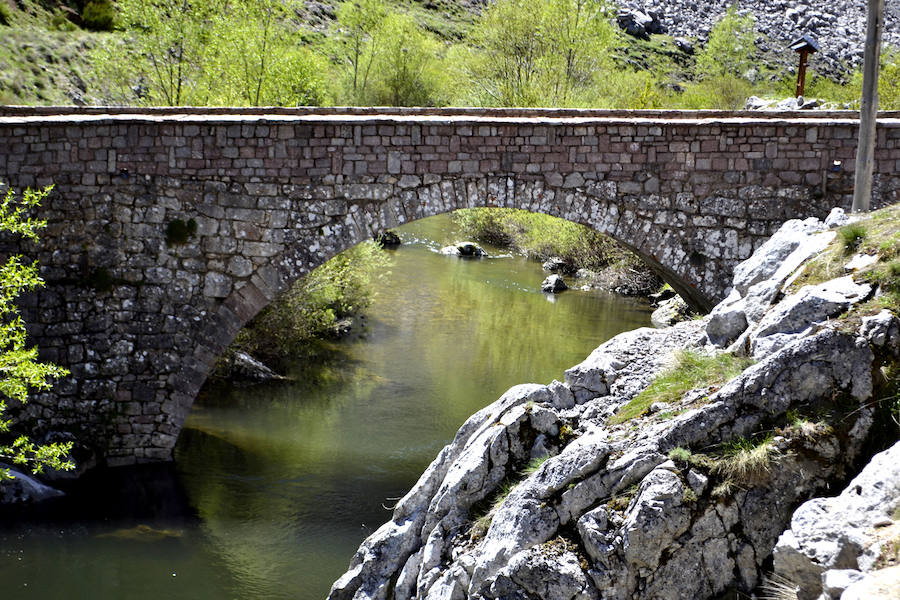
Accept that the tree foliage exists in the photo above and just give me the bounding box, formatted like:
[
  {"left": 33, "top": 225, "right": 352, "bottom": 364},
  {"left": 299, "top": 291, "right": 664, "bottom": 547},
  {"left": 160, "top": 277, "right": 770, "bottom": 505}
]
[
  {"left": 456, "top": 0, "right": 614, "bottom": 106},
  {"left": 333, "top": 0, "right": 389, "bottom": 103},
  {"left": 94, "top": 0, "right": 329, "bottom": 106},
  {"left": 0, "top": 184, "right": 72, "bottom": 482},
  {"left": 694, "top": 5, "right": 756, "bottom": 80},
  {"left": 231, "top": 240, "right": 391, "bottom": 364}
]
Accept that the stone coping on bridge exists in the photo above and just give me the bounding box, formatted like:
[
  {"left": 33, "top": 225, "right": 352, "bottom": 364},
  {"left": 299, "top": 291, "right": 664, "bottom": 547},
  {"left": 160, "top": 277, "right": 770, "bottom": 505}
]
[
  {"left": 3, "top": 111, "right": 900, "bottom": 130},
  {"left": 2, "top": 105, "right": 900, "bottom": 123}
]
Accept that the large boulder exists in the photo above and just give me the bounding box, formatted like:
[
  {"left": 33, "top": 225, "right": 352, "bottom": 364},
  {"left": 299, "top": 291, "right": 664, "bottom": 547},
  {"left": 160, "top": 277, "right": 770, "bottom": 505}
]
[
  {"left": 0, "top": 466, "right": 65, "bottom": 504},
  {"left": 651, "top": 295, "right": 691, "bottom": 328}
]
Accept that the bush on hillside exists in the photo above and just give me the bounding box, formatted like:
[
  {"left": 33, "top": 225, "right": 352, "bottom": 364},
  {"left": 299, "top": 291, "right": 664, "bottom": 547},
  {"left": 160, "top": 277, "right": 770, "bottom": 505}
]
[
  {"left": 0, "top": 1, "right": 13, "bottom": 26},
  {"left": 82, "top": 0, "right": 116, "bottom": 31}
]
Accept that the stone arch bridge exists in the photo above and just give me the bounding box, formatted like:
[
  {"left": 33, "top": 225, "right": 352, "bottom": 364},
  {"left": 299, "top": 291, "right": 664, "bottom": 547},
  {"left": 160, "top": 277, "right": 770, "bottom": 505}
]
[{"left": 1, "top": 107, "right": 899, "bottom": 466}]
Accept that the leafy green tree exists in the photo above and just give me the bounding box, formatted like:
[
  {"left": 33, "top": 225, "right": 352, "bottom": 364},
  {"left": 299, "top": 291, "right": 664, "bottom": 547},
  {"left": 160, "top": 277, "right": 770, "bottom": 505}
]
[
  {"left": 0, "top": 184, "right": 72, "bottom": 482},
  {"left": 456, "top": 0, "right": 614, "bottom": 106},
  {"left": 877, "top": 47, "right": 900, "bottom": 109},
  {"left": 206, "top": 0, "right": 328, "bottom": 106},
  {"left": 94, "top": 0, "right": 329, "bottom": 106},
  {"left": 96, "top": 0, "right": 222, "bottom": 105},
  {"left": 365, "top": 12, "right": 446, "bottom": 106},
  {"left": 333, "top": 0, "right": 389, "bottom": 103},
  {"left": 542, "top": 0, "right": 614, "bottom": 104},
  {"left": 694, "top": 5, "right": 756, "bottom": 80}
]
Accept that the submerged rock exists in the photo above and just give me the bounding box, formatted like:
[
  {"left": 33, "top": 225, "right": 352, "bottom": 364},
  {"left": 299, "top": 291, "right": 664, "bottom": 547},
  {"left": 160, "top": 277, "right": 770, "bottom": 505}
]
[
  {"left": 542, "top": 274, "right": 568, "bottom": 293},
  {"left": 374, "top": 230, "right": 401, "bottom": 247},
  {"left": 220, "top": 351, "right": 286, "bottom": 383},
  {"left": 440, "top": 242, "right": 487, "bottom": 257}
]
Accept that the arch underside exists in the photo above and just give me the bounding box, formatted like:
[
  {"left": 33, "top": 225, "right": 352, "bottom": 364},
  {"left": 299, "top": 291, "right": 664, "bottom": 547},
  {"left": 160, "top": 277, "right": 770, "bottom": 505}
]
[{"left": 170, "top": 173, "right": 793, "bottom": 453}]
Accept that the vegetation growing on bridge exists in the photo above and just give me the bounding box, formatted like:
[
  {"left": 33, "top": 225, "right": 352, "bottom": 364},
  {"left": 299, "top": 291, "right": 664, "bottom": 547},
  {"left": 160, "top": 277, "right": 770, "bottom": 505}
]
[{"left": 0, "top": 184, "right": 73, "bottom": 482}]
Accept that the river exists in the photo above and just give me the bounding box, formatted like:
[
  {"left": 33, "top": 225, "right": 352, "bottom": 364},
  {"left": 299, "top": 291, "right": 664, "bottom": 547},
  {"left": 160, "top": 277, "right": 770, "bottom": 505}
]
[{"left": 1, "top": 214, "right": 651, "bottom": 599}]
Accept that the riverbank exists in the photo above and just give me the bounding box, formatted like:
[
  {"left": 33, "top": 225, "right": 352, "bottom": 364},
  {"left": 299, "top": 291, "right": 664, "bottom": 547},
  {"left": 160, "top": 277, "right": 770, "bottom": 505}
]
[
  {"left": 329, "top": 205, "right": 900, "bottom": 600},
  {"left": 453, "top": 208, "right": 662, "bottom": 297}
]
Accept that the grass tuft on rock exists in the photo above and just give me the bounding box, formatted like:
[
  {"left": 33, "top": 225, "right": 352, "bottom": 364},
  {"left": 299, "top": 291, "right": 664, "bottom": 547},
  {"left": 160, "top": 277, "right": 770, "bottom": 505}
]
[
  {"left": 609, "top": 350, "right": 754, "bottom": 425},
  {"left": 792, "top": 204, "right": 900, "bottom": 317},
  {"left": 712, "top": 436, "right": 779, "bottom": 484},
  {"left": 839, "top": 222, "right": 868, "bottom": 254},
  {"left": 468, "top": 454, "right": 552, "bottom": 542}
]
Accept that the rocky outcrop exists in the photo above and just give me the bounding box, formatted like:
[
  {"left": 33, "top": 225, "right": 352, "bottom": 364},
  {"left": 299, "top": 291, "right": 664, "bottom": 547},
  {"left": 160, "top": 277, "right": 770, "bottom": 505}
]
[
  {"left": 772, "top": 440, "right": 900, "bottom": 600},
  {"left": 330, "top": 211, "right": 899, "bottom": 600}
]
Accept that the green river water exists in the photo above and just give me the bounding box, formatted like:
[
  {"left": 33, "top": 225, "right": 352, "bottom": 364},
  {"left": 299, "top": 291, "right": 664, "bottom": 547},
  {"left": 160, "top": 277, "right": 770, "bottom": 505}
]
[{"left": 2, "top": 214, "right": 651, "bottom": 599}]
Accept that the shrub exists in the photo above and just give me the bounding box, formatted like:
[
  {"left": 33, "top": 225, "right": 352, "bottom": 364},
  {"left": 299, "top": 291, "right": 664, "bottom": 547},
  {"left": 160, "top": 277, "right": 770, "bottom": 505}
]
[
  {"left": 712, "top": 435, "right": 779, "bottom": 484},
  {"left": 82, "top": 0, "right": 117, "bottom": 31},
  {"left": 0, "top": 1, "right": 12, "bottom": 26},
  {"left": 694, "top": 5, "right": 756, "bottom": 80},
  {"left": 452, "top": 208, "right": 628, "bottom": 272},
  {"left": 165, "top": 218, "right": 197, "bottom": 246},
  {"left": 676, "top": 74, "right": 755, "bottom": 109},
  {"left": 839, "top": 223, "right": 868, "bottom": 254},
  {"left": 233, "top": 240, "right": 391, "bottom": 364},
  {"left": 668, "top": 447, "right": 692, "bottom": 465}
]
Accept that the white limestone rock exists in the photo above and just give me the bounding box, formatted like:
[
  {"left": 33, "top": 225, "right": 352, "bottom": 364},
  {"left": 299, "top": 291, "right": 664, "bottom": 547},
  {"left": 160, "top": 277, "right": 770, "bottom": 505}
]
[
  {"left": 773, "top": 440, "right": 900, "bottom": 600},
  {"left": 731, "top": 217, "right": 826, "bottom": 296},
  {"left": 748, "top": 277, "right": 872, "bottom": 359}
]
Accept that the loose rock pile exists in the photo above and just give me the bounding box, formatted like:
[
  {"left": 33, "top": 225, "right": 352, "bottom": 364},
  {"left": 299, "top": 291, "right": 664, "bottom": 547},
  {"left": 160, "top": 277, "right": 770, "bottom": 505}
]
[{"left": 622, "top": 0, "right": 900, "bottom": 80}]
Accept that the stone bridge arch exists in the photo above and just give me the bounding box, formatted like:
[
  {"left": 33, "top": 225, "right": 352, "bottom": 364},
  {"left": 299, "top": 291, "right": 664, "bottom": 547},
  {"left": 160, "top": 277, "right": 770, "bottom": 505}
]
[{"left": 2, "top": 107, "right": 900, "bottom": 465}]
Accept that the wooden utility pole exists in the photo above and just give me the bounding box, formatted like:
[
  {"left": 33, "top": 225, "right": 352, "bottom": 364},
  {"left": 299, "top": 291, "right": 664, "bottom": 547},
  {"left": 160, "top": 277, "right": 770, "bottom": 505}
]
[{"left": 853, "top": 0, "right": 885, "bottom": 213}]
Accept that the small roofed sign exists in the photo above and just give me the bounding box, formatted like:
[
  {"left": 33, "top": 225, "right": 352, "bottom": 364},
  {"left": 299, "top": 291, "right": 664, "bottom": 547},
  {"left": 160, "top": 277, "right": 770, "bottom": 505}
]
[{"left": 791, "top": 34, "right": 820, "bottom": 98}]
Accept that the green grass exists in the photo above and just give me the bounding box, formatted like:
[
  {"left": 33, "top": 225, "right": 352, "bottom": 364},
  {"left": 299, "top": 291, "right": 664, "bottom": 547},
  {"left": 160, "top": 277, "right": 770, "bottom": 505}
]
[
  {"left": 839, "top": 223, "right": 868, "bottom": 254},
  {"left": 712, "top": 435, "right": 779, "bottom": 484},
  {"left": 668, "top": 447, "right": 692, "bottom": 464},
  {"left": 0, "top": 26, "right": 98, "bottom": 104},
  {"left": 790, "top": 204, "right": 900, "bottom": 319},
  {"left": 608, "top": 350, "right": 754, "bottom": 425}
]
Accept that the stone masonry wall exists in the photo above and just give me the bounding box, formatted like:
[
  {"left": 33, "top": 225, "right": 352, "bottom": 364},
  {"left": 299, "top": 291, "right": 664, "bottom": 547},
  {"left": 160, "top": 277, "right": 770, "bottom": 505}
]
[{"left": 0, "top": 109, "right": 898, "bottom": 465}]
